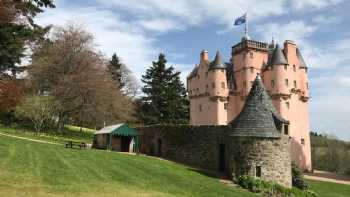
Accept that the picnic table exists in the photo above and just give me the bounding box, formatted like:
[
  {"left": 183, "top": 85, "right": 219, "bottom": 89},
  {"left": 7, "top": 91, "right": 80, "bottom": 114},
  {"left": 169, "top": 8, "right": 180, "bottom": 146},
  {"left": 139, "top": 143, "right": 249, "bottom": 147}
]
[{"left": 65, "top": 141, "right": 86, "bottom": 149}]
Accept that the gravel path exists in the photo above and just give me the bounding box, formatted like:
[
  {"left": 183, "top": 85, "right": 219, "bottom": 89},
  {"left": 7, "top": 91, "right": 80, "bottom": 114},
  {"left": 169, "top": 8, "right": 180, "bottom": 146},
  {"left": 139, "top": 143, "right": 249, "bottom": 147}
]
[
  {"left": 0, "top": 132, "right": 60, "bottom": 145},
  {"left": 305, "top": 170, "right": 350, "bottom": 185}
]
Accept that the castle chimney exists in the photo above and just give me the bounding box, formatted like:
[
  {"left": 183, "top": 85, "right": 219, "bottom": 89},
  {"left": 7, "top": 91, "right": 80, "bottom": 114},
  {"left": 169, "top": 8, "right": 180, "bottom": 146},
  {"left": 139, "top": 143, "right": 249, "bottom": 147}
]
[
  {"left": 200, "top": 50, "right": 209, "bottom": 63},
  {"left": 284, "top": 40, "right": 297, "bottom": 61}
]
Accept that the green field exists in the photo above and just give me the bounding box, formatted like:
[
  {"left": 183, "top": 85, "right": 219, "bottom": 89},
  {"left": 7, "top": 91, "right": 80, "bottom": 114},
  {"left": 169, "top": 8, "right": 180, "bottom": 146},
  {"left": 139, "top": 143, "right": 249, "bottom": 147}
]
[
  {"left": 0, "top": 129, "right": 349, "bottom": 197},
  {"left": 0, "top": 134, "right": 255, "bottom": 197}
]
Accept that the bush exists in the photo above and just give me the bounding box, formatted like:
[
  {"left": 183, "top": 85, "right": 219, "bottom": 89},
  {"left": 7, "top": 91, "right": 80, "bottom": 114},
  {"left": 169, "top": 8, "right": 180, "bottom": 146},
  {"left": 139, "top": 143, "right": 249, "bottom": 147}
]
[
  {"left": 236, "top": 175, "right": 317, "bottom": 197},
  {"left": 292, "top": 162, "right": 309, "bottom": 190}
]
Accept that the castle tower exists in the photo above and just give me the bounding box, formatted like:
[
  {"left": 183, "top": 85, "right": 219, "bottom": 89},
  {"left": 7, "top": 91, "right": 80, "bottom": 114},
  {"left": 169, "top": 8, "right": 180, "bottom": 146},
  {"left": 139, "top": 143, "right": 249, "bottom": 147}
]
[{"left": 187, "top": 37, "right": 312, "bottom": 171}]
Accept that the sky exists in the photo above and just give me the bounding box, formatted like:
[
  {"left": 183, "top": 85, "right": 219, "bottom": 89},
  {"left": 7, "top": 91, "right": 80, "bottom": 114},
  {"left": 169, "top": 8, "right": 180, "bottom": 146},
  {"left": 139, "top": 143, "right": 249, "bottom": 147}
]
[{"left": 35, "top": 0, "right": 350, "bottom": 140}]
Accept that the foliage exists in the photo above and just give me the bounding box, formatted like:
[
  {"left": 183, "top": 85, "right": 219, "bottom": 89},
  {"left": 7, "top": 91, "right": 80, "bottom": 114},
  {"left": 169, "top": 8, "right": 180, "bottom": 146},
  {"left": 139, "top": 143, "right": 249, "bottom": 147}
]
[
  {"left": 0, "top": 80, "right": 22, "bottom": 113},
  {"left": 139, "top": 53, "right": 189, "bottom": 124},
  {"left": 15, "top": 95, "right": 58, "bottom": 133},
  {"left": 236, "top": 175, "right": 317, "bottom": 197},
  {"left": 292, "top": 162, "right": 309, "bottom": 190},
  {"left": 310, "top": 131, "right": 350, "bottom": 176},
  {"left": 28, "top": 24, "right": 136, "bottom": 131},
  {"left": 107, "top": 53, "right": 139, "bottom": 97},
  {"left": 0, "top": 0, "right": 55, "bottom": 78},
  {"left": 0, "top": 136, "right": 254, "bottom": 197}
]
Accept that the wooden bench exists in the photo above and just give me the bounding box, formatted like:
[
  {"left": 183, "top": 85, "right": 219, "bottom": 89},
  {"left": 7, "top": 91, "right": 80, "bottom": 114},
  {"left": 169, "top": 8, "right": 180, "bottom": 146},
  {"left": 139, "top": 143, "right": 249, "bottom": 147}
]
[{"left": 65, "top": 141, "right": 86, "bottom": 149}]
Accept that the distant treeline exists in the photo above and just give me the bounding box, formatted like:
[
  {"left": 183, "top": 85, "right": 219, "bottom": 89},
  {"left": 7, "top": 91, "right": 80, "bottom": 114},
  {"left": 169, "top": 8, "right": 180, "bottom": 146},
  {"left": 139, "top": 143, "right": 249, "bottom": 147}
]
[{"left": 310, "top": 132, "right": 350, "bottom": 175}]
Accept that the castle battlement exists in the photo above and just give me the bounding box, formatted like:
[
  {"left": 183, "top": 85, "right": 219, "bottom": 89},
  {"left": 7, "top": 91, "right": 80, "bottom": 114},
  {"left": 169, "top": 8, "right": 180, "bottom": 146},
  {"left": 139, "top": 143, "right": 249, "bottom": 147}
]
[{"left": 232, "top": 39, "right": 268, "bottom": 55}]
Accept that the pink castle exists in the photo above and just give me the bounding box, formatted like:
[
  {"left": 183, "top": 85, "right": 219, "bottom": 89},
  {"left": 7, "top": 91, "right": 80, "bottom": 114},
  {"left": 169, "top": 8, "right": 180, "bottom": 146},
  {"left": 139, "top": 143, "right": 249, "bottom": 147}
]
[{"left": 187, "top": 37, "right": 312, "bottom": 171}]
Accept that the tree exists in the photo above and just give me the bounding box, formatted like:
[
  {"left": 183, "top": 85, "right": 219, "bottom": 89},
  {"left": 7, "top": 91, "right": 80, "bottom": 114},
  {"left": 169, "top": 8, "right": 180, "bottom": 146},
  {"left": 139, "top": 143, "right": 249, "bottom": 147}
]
[
  {"left": 139, "top": 53, "right": 188, "bottom": 124},
  {"left": 0, "top": 79, "right": 22, "bottom": 113},
  {"left": 0, "top": 0, "right": 55, "bottom": 78},
  {"left": 107, "top": 53, "right": 139, "bottom": 97},
  {"left": 28, "top": 24, "right": 135, "bottom": 131},
  {"left": 15, "top": 95, "right": 57, "bottom": 133}
]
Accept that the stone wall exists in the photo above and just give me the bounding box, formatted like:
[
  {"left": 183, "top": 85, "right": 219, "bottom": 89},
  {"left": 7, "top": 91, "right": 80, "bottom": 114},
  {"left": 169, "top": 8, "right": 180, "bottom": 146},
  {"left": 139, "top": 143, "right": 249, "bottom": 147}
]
[{"left": 138, "top": 125, "right": 292, "bottom": 188}]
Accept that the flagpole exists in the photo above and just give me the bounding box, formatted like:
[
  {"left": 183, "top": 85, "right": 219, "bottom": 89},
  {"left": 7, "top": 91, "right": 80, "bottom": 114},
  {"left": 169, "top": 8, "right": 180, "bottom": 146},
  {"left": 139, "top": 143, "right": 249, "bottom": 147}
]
[{"left": 244, "top": 13, "right": 248, "bottom": 38}]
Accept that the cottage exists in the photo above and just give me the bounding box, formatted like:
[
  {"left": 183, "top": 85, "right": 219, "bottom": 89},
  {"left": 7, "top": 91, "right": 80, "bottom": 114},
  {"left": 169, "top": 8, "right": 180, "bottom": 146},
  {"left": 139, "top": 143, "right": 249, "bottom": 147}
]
[{"left": 93, "top": 123, "right": 138, "bottom": 152}]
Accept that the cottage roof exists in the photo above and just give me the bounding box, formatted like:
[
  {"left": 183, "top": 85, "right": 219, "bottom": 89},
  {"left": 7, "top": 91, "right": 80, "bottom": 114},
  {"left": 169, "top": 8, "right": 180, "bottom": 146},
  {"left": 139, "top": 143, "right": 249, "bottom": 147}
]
[
  {"left": 209, "top": 51, "right": 226, "bottom": 70},
  {"left": 296, "top": 48, "right": 307, "bottom": 68},
  {"left": 229, "top": 75, "right": 289, "bottom": 138},
  {"left": 94, "top": 123, "right": 138, "bottom": 136},
  {"left": 269, "top": 44, "right": 288, "bottom": 66}
]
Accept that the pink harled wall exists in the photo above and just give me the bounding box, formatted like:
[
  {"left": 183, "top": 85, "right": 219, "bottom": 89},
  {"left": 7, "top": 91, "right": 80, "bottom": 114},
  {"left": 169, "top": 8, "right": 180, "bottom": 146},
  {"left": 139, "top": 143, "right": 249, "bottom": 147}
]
[{"left": 187, "top": 40, "right": 312, "bottom": 171}]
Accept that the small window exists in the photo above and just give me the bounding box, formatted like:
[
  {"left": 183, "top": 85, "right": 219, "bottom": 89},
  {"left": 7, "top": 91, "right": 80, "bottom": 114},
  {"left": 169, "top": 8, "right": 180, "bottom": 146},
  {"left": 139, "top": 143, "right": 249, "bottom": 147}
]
[
  {"left": 206, "top": 84, "right": 209, "bottom": 91},
  {"left": 271, "top": 80, "right": 275, "bottom": 88},
  {"left": 286, "top": 102, "right": 290, "bottom": 109},
  {"left": 301, "top": 138, "right": 305, "bottom": 145},
  {"left": 224, "top": 103, "right": 228, "bottom": 110},
  {"left": 284, "top": 124, "right": 289, "bottom": 135},
  {"left": 221, "top": 82, "right": 225, "bottom": 89},
  {"left": 285, "top": 79, "right": 289, "bottom": 86},
  {"left": 284, "top": 65, "right": 287, "bottom": 70},
  {"left": 243, "top": 81, "right": 247, "bottom": 88},
  {"left": 212, "top": 82, "right": 215, "bottom": 88},
  {"left": 306, "top": 82, "right": 309, "bottom": 90},
  {"left": 293, "top": 80, "right": 297, "bottom": 88},
  {"left": 250, "top": 52, "right": 253, "bottom": 58},
  {"left": 205, "top": 72, "right": 208, "bottom": 78},
  {"left": 250, "top": 67, "right": 254, "bottom": 73},
  {"left": 293, "top": 65, "right": 296, "bottom": 72},
  {"left": 256, "top": 166, "right": 261, "bottom": 177},
  {"left": 199, "top": 105, "right": 202, "bottom": 111},
  {"left": 197, "top": 75, "right": 200, "bottom": 79}
]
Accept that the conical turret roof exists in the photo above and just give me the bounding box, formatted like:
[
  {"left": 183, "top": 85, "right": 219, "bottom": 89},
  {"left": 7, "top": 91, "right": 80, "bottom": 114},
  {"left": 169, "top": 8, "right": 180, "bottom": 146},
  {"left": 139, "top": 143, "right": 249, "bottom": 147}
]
[
  {"left": 209, "top": 50, "right": 226, "bottom": 70},
  {"left": 269, "top": 44, "right": 288, "bottom": 66},
  {"left": 229, "top": 75, "right": 289, "bottom": 138},
  {"left": 296, "top": 48, "right": 307, "bottom": 68}
]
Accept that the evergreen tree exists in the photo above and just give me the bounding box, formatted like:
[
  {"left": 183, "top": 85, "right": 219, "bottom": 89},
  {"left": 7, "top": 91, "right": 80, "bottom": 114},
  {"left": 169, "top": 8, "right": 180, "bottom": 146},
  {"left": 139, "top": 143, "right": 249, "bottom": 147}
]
[
  {"left": 0, "top": 0, "right": 55, "bottom": 78},
  {"left": 108, "top": 53, "right": 125, "bottom": 88},
  {"left": 139, "top": 53, "right": 188, "bottom": 124}
]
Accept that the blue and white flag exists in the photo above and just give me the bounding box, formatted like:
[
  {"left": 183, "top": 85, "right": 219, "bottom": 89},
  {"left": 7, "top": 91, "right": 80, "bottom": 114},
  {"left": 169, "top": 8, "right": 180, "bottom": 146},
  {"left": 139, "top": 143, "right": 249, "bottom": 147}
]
[{"left": 234, "top": 13, "right": 247, "bottom": 26}]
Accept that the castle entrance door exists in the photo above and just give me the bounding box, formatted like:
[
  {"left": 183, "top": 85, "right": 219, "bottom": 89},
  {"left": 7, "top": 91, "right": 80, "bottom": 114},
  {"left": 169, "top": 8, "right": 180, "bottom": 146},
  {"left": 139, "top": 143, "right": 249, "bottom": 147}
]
[{"left": 219, "top": 144, "right": 226, "bottom": 172}]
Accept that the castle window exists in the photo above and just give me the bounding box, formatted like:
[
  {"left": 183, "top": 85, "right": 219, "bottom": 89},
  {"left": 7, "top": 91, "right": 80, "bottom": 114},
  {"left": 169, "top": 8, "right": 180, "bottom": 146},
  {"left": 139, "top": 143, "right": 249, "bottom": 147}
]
[
  {"left": 224, "top": 103, "right": 228, "bottom": 110},
  {"left": 212, "top": 82, "right": 215, "bottom": 88},
  {"left": 286, "top": 102, "right": 290, "bottom": 109},
  {"left": 197, "top": 75, "right": 200, "bottom": 79},
  {"left": 221, "top": 82, "right": 226, "bottom": 89},
  {"left": 256, "top": 166, "right": 262, "bottom": 178},
  {"left": 306, "top": 82, "right": 309, "bottom": 90},
  {"left": 301, "top": 138, "right": 305, "bottom": 145},
  {"left": 206, "top": 84, "right": 209, "bottom": 91},
  {"left": 250, "top": 52, "right": 253, "bottom": 58},
  {"left": 199, "top": 105, "right": 202, "bottom": 111},
  {"left": 293, "top": 65, "right": 296, "bottom": 72},
  {"left": 285, "top": 79, "right": 289, "bottom": 86},
  {"left": 250, "top": 67, "right": 254, "bottom": 73},
  {"left": 271, "top": 80, "right": 275, "bottom": 88},
  {"left": 284, "top": 124, "right": 289, "bottom": 135},
  {"left": 243, "top": 81, "right": 247, "bottom": 88},
  {"left": 206, "top": 72, "right": 208, "bottom": 78},
  {"left": 284, "top": 65, "right": 287, "bottom": 70},
  {"left": 294, "top": 80, "right": 297, "bottom": 88}
]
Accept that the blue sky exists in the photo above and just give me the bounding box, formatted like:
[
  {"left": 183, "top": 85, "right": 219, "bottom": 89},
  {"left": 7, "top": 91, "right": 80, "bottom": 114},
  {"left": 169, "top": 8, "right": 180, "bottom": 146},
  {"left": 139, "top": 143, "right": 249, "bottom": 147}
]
[{"left": 36, "top": 0, "right": 350, "bottom": 140}]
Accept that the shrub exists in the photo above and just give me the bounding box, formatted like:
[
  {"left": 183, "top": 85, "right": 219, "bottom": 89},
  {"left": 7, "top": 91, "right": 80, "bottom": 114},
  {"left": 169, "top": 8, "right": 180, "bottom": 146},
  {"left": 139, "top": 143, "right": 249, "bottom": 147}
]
[{"left": 292, "top": 162, "right": 309, "bottom": 190}]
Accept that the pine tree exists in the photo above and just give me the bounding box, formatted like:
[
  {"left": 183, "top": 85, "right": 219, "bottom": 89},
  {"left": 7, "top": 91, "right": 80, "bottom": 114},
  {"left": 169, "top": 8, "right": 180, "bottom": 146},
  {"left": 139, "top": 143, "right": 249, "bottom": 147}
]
[
  {"left": 139, "top": 53, "right": 188, "bottom": 124},
  {"left": 108, "top": 53, "right": 125, "bottom": 88}
]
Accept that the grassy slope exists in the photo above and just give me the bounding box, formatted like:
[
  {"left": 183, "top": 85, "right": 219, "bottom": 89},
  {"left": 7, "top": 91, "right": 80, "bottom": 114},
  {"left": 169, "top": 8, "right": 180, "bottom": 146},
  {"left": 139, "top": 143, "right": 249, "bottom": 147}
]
[
  {"left": 0, "top": 124, "right": 94, "bottom": 144},
  {"left": 0, "top": 135, "right": 255, "bottom": 197},
  {"left": 307, "top": 180, "right": 350, "bottom": 197}
]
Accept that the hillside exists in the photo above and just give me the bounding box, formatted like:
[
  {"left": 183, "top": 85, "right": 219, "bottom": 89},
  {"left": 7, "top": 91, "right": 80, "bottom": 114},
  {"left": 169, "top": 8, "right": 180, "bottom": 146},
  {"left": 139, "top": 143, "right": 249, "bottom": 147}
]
[
  {"left": 311, "top": 132, "right": 350, "bottom": 175},
  {"left": 0, "top": 135, "right": 255, "bottom": 197}
]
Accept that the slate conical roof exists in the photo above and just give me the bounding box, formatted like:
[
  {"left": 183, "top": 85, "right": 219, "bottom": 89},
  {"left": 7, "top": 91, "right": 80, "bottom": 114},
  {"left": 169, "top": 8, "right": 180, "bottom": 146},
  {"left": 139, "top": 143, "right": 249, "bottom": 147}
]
[
  {"left": 209, "top": 50, "right": 226, "bottom": 70},
  {"left": 270, "top": 44, "right": 288, "bottom": 66},
  {"left": 229, "top": 75, "right": 289, "bottom": 138},
  {"left": 296, "top": 48, "right": 307, "bottom": 68}
]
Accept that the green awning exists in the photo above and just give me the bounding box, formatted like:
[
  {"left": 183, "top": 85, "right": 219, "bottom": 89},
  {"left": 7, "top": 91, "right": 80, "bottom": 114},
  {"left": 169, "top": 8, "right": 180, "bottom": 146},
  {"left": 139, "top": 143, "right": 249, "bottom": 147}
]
[{"left": 94, "top": 123, "right": 138, "bottom": 136}]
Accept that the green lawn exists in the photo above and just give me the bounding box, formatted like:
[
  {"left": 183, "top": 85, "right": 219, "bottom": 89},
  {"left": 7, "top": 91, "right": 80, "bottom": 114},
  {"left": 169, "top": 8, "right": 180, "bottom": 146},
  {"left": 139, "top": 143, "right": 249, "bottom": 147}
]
[
  {"left": 0, "top": 135, "right": 255, "bottom": 197},
  {"left": 0, "top": 124, "right": 94, "bottom": 144},
  {"left": 307, "top": 180, "right": 350, "bottom": 197}
]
